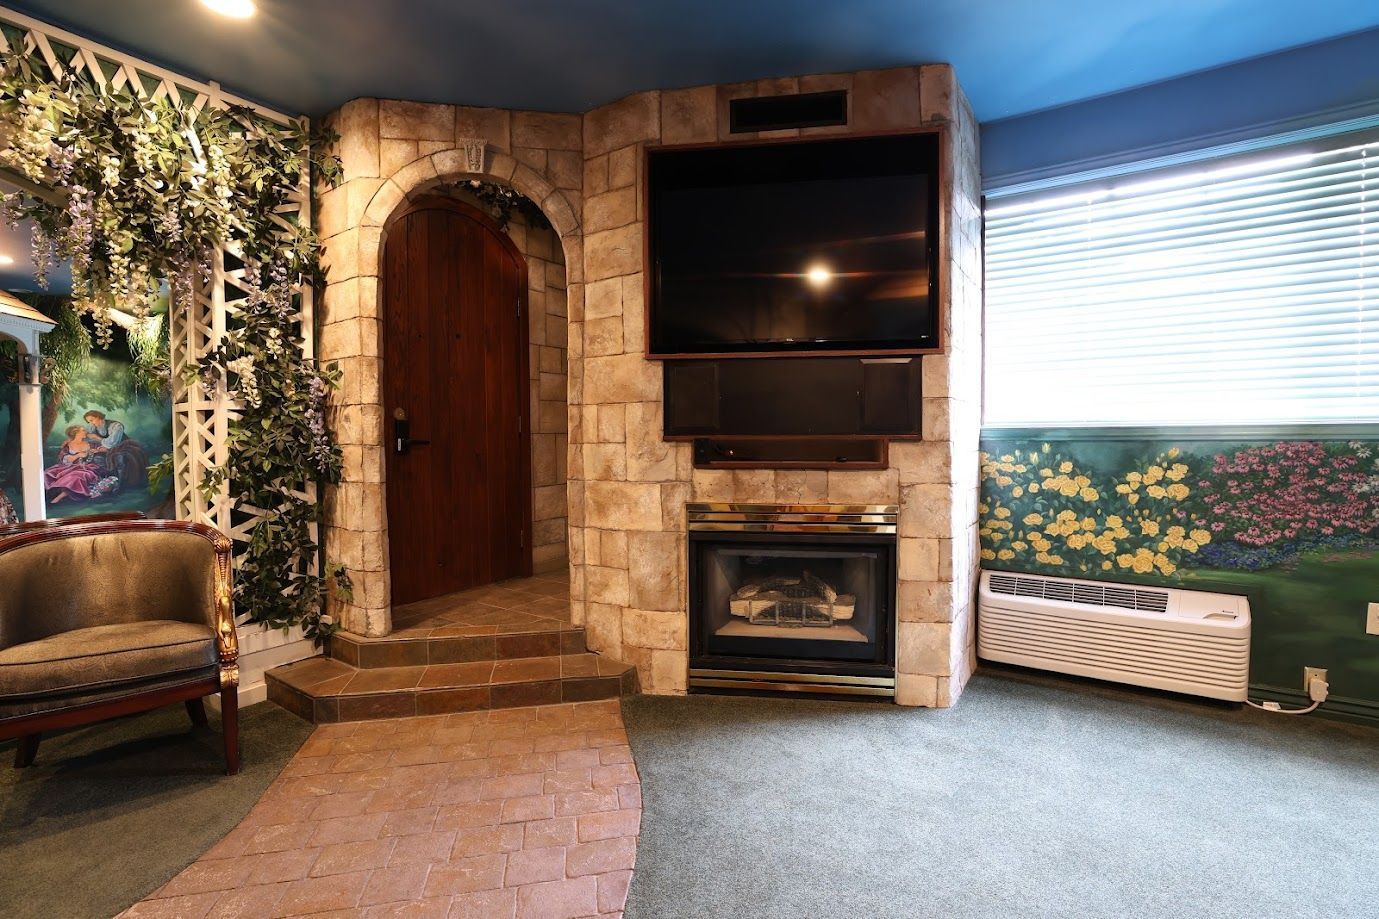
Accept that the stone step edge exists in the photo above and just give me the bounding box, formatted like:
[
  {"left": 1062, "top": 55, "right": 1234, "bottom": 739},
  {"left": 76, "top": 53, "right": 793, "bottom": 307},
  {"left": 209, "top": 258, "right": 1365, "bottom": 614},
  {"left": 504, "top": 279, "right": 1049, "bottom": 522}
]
[
  {"left": 266, "top": 666, "right": 638, "bottom": 724},
  {"left": 328, "top": 627, "right": 589, "bottom": 668}
]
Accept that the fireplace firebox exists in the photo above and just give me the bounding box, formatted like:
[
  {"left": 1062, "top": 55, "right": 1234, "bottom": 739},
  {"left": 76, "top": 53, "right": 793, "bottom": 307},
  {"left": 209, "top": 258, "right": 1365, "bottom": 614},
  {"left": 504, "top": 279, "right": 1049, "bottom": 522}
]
[{"left": 688, "top": 503, "right": 896, "bottom": 697}]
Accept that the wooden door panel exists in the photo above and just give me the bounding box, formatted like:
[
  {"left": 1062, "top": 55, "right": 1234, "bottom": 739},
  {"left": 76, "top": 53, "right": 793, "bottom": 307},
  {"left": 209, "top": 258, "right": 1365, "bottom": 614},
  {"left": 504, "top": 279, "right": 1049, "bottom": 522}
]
[{"left": 383, "top": 198, "right": 531, "bottom": 605}]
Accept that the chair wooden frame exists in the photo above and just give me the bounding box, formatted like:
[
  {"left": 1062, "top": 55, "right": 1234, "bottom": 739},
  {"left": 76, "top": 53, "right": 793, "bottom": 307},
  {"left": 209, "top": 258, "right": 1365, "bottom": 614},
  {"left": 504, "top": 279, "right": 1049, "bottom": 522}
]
[{"left": 0, "top": 519, "right": 241, "bottom": 774}]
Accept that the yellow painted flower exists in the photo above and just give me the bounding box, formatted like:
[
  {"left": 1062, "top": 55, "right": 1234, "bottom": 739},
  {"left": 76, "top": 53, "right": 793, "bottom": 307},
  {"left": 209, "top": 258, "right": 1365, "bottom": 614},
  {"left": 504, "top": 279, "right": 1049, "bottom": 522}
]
[
  {"left": 1028, "top": 452, "right": 1040, "bottom": 463},
  {"left": 1101, "top": 561, "right": 1113, "bottom": 571},
  {"left": 1132, "top": 555, "right": 1154, "bottom": 574},
  {"left": 1028, "top": 483, "right": 1040, "bottom": 493},
  {"left": 1128, "top": 494, "right": 1140, "bottom": 505},
  {"left": 1106, "top": 515, "right": 1123, "bottom": 528},
  {"left": 1036, "top": 551, "right": 1051, "bottom": 563},
  {"left": 1059, "top": 482, "right": 1079, "bottom": 497},
  {"left": 1182, "top": 540, "right": 1198, "bottom": 552},
  {"left": 1079, "top": 487, "right": 1099, "bottom": 501},
  {"left": 1059, "top": 461, "right": 1073, "bottom": 473},
  {"left": 1115, "top": 483, "right": 1131, "bottom": 494},
  {"left": 1041, "top": 443, "right": 1051, "bottom": 453},
  {"left": 1081, "top": 517, "right": 1097, "bottom": 530},
  {"left": 980, "top": 548, "right": 996, "bottom": 561},
  {"left": 1012, "top": 541, "right": 1028, "bottom": 551},
  {"left": 1146, "top": 485, "right": 1167, "bottom": 498},
  {"left": 995, "top": 507, "right": 1011, "bottom": 519},
  {"left": 1040, "top": 467, "right": 1054, "bottom": 477},
  {"left": 1011, "top": 486, "right": 1024, "bottom": 497},
  {"left": 1057, "top": 510, "right": 1077, "bottom": 521},
  {"left": 997, "top": 549, "right": 1015, "bottom": 560},
  {"left": 997, "top": 476, "right": 1012, "bottom": 486},
  {"left": 1127, "top": 471, "right": 1142, "bottom": 482},
  {"left": 1140, "top": 519, "right": 1160, "bottom": 536},
  {"left": 1000, "top": 454, "right": 1014, "bottom": 463},
  {"left": 1190, "top": 529, "right": 1212, "bottom": 545},
  {"left": 1117, "top": 553, "right": 1134, "bottom": 568},
  {"left": 1166, "top": 483, "right": 1190, "bottom": 501},
  {"left": 1023, "top": 513, "right": 1044, "bottom": 526},
  {"left": 1167, "top": 447, "right": 1181, "bottom": 458}
]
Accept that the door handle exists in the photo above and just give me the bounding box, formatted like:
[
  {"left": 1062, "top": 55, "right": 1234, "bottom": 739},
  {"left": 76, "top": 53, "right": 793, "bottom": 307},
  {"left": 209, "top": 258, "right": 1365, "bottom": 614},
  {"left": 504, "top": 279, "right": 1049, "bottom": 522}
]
[{"left": 393, "top": 409, "right": 431, "bottom": 455}]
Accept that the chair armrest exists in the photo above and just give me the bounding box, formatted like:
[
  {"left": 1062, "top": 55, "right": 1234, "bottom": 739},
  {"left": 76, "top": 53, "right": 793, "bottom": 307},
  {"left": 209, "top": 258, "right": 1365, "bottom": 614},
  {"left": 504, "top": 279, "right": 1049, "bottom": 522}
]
[{"left": 205, "top": 524, "right": 239, "bottom": 688}]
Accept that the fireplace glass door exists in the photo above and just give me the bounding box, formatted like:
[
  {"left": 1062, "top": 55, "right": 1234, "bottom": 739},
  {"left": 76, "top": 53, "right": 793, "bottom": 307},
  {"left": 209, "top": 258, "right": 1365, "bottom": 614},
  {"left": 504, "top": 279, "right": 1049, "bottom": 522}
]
[{"left": 690, "top": 532, "right": 895, "bottom": 674}]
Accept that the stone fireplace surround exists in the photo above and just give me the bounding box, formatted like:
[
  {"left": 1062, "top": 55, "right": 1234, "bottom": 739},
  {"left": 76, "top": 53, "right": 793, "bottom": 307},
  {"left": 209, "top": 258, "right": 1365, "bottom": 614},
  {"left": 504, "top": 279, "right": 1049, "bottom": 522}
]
[{"left": 316, "top": 64, "right": 983, "bottom": 707}]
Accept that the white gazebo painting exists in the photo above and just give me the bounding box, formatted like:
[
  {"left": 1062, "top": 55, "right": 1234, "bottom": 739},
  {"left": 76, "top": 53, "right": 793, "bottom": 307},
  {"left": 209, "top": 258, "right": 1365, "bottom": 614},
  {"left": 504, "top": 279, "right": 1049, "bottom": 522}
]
[{"left": 1, "top": 289, "right": 55, "bottom": 522}]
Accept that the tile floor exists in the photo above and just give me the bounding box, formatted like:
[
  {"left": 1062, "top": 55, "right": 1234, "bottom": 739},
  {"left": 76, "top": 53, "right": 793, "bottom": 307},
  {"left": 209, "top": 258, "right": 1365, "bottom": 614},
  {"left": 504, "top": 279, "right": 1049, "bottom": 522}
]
[
  {"left": 389, "top": 574, "right": 575, "bottom": 637},
  {"left": 124, "top": 700, "right": 640, "bottom": 918}
]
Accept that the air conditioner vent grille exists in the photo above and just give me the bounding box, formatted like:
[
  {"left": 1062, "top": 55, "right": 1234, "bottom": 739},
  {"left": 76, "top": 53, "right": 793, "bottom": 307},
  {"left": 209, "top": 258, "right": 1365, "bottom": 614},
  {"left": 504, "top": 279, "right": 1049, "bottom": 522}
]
[{"left": 987, "top": 573, "right": 1169, "bottom": 613}]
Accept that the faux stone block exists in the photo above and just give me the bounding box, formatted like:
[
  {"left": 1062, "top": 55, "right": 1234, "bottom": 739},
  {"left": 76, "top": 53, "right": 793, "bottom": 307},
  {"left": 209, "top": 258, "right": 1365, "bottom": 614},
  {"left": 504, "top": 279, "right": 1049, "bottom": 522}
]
[
  {"left": 660, "top": 86, "right": 717, "bottom": 145},
  {"left": 380, "top": 100, "right": 454, "bottom": 141},
  {"left": 512, "top": 111, "right": 582, "bottom": 151},
  {"left": 585, "top": 482, "right": 663, "bottom": 531},
  {"left": 585, "top": 225, "right": 642, "bottom": 281},
  {"left": 623, "top": 609, "right": 687, "bottom": 651},
  {"left": 584, "top": 91, "right": 661, "bottom": 158},
  {"left": 895, "top": 672, "right": 939, "bottom": 707},
  {"left": 584, "top": 354, "right": 659, "bottom": 404},
  {"left": 852, "top": 68, "right": 921, "bottom": 130},
  {"left": 898, "top": 537, "right": 940, "bottom": 582},
  {"left": 585, "top": 188, "right": 638, "bottom": 233},
  {"left": 455, "top": 106, "right": 512, "bottom": 152},
  {"left": 586, "top": 565, "right": 630, "bottom": 607},
  {"left": 897, "top": 621, "right": 950, "bottom": 676},
  {"left": 627, "top": 531, "right": 682, "bottom": 611}
]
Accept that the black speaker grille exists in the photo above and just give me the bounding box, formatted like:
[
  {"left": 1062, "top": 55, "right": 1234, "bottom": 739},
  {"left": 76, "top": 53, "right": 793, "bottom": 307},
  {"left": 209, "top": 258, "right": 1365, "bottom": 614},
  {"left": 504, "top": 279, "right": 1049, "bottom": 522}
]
[{"left": 729, "top": 90, "right": 848, "bottom": 133}]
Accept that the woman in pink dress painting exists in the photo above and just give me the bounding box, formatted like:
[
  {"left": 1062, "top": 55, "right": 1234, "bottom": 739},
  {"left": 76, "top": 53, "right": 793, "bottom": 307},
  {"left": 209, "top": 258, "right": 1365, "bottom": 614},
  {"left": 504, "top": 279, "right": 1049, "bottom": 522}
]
[{"left": 43, "top": 425, "right": 104, "bottom": 504}]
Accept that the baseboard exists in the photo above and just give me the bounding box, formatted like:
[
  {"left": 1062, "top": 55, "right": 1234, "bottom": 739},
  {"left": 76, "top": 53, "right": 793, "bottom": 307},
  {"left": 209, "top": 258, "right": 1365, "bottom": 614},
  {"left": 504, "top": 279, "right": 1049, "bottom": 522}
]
[{"left": 1247, "top": 684, "right": 1379, "bottom": 727}]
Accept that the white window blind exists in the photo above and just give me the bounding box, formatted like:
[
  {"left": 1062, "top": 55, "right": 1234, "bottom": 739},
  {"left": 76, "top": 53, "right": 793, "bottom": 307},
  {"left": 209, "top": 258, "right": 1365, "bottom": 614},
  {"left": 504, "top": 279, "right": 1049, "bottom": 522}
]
[{"left": 983, "top": 131, "right": 1378, "bottom": 426}]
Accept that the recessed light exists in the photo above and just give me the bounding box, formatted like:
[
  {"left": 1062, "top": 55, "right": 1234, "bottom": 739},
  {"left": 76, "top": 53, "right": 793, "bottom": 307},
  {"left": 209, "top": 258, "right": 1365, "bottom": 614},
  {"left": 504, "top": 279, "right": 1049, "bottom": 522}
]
[
  {"left": 0, "top": 255, "right": 14, "bottom": 266},
  {"left": 805, "top": 264, "right": 833, "bottom": 287},
  {"left": 200, "top": 0, "right": 256, "bottom": 19}
]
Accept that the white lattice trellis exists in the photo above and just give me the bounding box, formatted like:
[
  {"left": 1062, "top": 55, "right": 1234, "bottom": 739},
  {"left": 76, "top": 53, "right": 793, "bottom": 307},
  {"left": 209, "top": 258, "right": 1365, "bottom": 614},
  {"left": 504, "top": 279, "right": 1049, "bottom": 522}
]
[{"left": 0, "top": 6, "right": 317, "bottom": 586}]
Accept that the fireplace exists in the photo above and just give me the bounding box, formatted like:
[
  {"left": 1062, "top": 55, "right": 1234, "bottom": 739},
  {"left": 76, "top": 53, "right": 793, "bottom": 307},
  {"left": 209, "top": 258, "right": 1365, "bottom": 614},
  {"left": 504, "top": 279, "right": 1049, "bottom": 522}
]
[{"left": 688, "top": 503, "right": 896, "bottom": 697}]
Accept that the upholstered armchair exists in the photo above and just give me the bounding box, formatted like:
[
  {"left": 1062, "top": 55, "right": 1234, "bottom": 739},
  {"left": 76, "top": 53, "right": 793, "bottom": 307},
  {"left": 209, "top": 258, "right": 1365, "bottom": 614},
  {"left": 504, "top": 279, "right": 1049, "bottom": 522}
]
[{"left": 0, "top": 518, "right": 240, "bottom": 774}]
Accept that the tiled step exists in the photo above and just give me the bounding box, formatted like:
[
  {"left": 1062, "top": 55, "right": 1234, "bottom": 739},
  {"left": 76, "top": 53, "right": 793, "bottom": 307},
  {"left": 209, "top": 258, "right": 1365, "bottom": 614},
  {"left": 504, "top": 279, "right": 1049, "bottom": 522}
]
[
  {"left": 267, "top": 652, "right": 638, "bottom": 723},
  {"left": 328, "top": 625, "right": 588, "bottom": 668}
]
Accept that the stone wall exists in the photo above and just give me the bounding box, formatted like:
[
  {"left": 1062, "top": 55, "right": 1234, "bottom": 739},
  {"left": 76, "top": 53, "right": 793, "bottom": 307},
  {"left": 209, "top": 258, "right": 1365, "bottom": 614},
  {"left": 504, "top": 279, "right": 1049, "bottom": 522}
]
[
  {"left": 315, "top": 99, "right": 585, "bottom": 638},
  {"left": 570, "top": 66, "right": 984, "bottom": 705},
  {"left": 316, "top": 66, "right": 983, "bottom": 707}
]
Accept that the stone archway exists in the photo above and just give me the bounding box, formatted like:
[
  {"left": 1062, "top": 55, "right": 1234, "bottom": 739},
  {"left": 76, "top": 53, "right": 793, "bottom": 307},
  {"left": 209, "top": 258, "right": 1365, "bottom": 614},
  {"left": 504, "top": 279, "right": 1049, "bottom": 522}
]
[{"left": 315, "top": 101, "right": 586, "bottom": 637}]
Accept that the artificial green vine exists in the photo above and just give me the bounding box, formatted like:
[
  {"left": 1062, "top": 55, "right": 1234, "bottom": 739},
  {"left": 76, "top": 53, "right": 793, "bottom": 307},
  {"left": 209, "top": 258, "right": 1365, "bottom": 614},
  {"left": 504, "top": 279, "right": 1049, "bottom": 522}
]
[{"left": 0, "top": 49, "right": 348, "bottom": 640}]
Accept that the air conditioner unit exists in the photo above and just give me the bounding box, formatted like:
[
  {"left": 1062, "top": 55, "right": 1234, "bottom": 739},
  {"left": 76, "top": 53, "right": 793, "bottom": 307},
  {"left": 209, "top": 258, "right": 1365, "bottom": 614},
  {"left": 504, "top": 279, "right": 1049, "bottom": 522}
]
[{"left": 977, "top": 570, "right": 1250, "bottom": 702}]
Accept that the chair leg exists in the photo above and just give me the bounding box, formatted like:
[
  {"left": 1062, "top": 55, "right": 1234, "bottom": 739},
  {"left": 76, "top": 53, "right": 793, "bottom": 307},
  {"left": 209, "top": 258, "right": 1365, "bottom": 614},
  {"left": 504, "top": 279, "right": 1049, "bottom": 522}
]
[
  {"left": 185, "top": 697, "right": 209, "bottom": 728},
  {"left": 220, "top": 685, "right": 240, "bottom": 776},
  {"left": 14, "top": 733, "right": 40, "bottom": 768}
]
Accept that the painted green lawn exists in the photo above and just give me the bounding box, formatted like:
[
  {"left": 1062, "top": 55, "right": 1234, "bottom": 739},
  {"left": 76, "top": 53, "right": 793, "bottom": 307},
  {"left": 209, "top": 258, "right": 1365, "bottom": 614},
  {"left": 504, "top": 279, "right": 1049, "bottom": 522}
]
[{"left": 1183, "top": 551, "right": 1379, "bottom": 700}]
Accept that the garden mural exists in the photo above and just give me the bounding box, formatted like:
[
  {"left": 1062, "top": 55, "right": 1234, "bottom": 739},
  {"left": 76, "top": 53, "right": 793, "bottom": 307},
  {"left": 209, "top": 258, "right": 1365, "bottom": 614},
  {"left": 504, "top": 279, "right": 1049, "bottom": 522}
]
[
  {"left": 0, "top": 294, "right": 172, "bottom": 520},
  {"left": 980, "top": 435, "right": 1379, "bottom": 710}
]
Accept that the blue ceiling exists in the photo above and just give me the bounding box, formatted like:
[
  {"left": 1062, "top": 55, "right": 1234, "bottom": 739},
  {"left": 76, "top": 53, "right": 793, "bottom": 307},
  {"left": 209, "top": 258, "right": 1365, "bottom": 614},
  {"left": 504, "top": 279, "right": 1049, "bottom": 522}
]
[{"left": 8, "top": 0, "right": 1379, "bottom": 122}]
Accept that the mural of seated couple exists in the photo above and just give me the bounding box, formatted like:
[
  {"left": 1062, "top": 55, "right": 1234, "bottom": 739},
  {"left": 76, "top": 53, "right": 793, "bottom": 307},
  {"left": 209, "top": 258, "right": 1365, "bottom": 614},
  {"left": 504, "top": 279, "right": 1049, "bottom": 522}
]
[{"left": 43, "top": 410, "right": 149, "bottom": 506}]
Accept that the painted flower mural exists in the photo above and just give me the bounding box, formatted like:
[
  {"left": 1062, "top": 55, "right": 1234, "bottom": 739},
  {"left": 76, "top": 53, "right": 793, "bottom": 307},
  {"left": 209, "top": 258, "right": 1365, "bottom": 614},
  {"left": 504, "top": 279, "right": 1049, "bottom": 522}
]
[{"left": 979, "top": 440, "right": 1379, "bottom": 579}]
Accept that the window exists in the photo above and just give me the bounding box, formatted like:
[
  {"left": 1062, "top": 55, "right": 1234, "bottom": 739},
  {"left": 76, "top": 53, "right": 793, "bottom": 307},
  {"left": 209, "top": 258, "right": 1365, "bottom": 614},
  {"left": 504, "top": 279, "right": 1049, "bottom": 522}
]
[{"left": 983, "top": 130, "right": 1378, "bottom": 427}]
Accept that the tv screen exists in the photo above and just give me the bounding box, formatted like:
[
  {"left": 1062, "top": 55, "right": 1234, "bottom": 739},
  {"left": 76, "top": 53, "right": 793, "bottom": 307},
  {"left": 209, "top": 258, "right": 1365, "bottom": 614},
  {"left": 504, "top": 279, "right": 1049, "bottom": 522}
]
[{"left": 647, "top": 133, "right": 940, "bottom": 355}]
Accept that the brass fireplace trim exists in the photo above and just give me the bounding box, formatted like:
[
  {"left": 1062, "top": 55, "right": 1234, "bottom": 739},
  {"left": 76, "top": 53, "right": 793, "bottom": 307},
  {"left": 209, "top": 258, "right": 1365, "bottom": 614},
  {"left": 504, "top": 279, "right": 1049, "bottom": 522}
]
[
  {"left": 686, "top": 503, "right": 898, "bottom": 535},
  {"left": 689, "top": 668, "right": 896, "bottom": 697}
]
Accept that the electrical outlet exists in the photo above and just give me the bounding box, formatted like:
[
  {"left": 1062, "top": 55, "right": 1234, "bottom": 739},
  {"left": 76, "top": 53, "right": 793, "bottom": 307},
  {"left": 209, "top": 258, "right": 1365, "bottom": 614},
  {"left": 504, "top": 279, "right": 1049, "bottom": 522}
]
[
  {"left": 1368, "top": 603, "right": 1379, "bottom": 636},
  {"left": 1304, "top": 666, "right": 1328, "bottom": 690}
]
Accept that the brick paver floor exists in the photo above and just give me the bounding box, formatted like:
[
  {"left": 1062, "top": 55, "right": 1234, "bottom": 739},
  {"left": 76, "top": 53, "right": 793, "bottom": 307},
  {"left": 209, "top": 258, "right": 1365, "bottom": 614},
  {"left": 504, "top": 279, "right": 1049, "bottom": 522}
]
[{"left": 122, "top": 700, "right": 639, "bottom": 918}]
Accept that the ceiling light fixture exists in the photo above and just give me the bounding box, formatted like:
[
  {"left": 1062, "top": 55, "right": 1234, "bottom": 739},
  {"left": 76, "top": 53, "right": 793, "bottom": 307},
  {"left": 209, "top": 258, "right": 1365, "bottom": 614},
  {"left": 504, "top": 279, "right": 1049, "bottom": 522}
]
[
  {"left": 200, "top": 0, "right": 256, "bottom": 19},
  {"left": 805, "top": 264, "right": 833, "bottom": 287},
  {"left": 0, "top": 255, "right": 14, "bottom": 266}
]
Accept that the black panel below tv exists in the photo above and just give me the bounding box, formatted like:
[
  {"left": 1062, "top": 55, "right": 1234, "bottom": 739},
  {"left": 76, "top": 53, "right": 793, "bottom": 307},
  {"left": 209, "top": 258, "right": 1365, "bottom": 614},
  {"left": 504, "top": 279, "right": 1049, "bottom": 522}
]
[{"left": 664, "top": 357, "right": 921, "bottom": 439}]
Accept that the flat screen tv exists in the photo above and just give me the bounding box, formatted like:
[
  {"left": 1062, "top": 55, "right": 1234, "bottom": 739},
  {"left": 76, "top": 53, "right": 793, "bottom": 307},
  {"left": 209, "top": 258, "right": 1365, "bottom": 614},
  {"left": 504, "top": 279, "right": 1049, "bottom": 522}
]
[{"left": 647, "top": 132, "right": 940, "bottom": 356}]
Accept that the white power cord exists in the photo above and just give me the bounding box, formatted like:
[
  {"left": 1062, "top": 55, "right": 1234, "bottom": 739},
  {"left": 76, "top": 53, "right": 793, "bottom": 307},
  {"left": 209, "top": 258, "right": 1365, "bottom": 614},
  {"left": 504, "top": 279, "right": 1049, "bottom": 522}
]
[{"left": 1245, "top": 674, "right": 1329, "bottom": 715}]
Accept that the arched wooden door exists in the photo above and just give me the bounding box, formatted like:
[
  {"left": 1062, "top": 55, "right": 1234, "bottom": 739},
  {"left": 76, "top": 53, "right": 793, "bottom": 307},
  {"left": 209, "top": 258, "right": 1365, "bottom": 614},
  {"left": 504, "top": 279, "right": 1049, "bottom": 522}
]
[{"left": 382, "top": 196, "right": 531, "bottom": 605}]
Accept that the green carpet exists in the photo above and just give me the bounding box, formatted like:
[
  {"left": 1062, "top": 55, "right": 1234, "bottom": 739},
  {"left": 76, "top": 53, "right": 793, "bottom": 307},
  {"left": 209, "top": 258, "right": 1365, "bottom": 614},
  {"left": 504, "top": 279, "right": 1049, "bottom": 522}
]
[
  {"left": 0, "top": 702, "right": 313, "bottom": 919},
  {"left": 622, "top": 670, "right": 1379, "bottom": 919}
]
